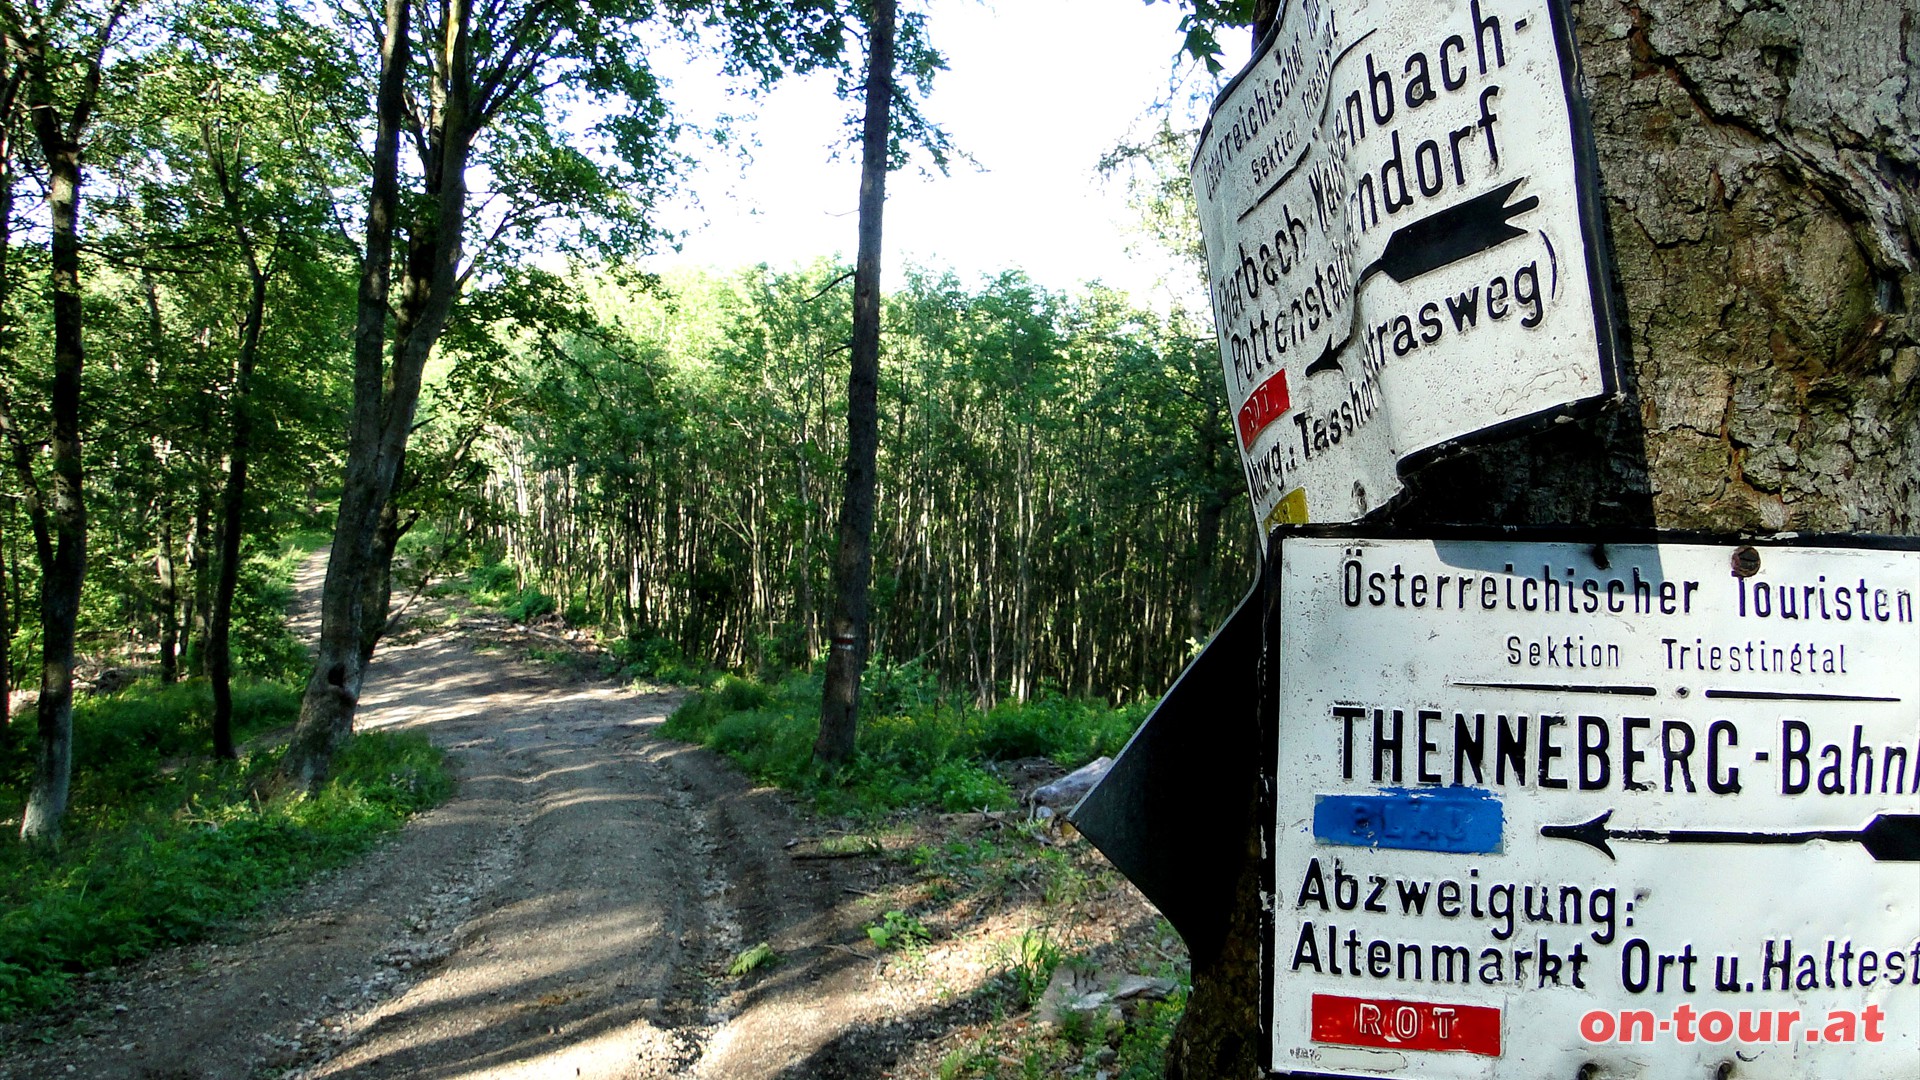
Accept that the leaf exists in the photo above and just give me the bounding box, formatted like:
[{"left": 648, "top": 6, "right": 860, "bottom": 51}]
[{"left": 727, "top": 941, "right": 778, "bottom": 976}]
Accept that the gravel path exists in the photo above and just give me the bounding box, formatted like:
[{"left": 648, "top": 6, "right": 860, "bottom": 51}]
[{"left": 2, "top": 558, "right": 896, "bottom": 1079}]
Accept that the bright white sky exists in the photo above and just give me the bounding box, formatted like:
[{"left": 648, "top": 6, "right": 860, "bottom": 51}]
[{"left": 648, "top": 0, "right": 1250, "bottom": 305}]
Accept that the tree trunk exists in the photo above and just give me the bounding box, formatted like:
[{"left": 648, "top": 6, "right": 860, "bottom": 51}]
[
  {"left": 19, "top": 98, "right": 89, "bottom": 847},
  {"left": 815, "top": 0, "right": 896, "bottom": 767},
  {"left": 144, "top": 269, "right": 180, "bottom": 686},
  {"left": 206, "top": 117, "right": 269, "bottom": 759},
  {"left": 279, "top": 0, "right": 412, "bottom": 790},
  {"left": 0, "top": 521, "right": 10, "bottom": 722},
  {"left": 1166, "top": 0, "right": 1918, "bottom": 1073},
  {"left": 207, "top": 273, "right": 263, "bottom": 761},
  {"left": 359, "top": 494, "right": 403, "bottom": 665},
  {"left": 0, "top": 68, "right": 18, "bottom": 725},
  {"left": 156, "top": 503, "right": 178, "bottom": 685},
  {"left": 282, "top": 0, "right": 475, "bottom": 790}
]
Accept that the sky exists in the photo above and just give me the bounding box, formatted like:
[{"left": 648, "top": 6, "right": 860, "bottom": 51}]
[{"left": 647, "top": 0, "right": 1251, "bottom": 305}]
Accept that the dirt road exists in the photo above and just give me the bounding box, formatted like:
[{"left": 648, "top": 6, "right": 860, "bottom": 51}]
[{"left": 1, "top": 565, "right": 911, "bottom": 1080}]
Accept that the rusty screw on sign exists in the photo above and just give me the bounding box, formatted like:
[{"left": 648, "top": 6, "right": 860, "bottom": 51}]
[{"left": 1731, "top": 546, "right": 1761, "bottom": 578}]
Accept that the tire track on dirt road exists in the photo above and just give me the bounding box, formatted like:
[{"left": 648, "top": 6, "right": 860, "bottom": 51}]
[{"left": 1, "top": 567, "right": 903, "bottom": 1080}]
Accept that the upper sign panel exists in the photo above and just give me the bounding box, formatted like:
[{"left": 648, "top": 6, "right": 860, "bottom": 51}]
[{"left": 1193, "top": 0, "right": 1620, "bottom": 529}]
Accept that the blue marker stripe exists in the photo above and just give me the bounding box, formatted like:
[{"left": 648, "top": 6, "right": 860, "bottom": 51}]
[{"left": 1313, "top": 787, "right": 1504, "bottom": 854}]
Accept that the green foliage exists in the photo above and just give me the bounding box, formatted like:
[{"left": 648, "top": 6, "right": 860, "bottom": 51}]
[
  {"left": 0, "top": 681, "right": 299, "bottom": 801},
  {"left": 864, "top": 909, "right": 930, "bottom": 951},
  {"left": 224, "top": 552, "right": 312, "bottom": 683},
  {"left": 441, "top": 557, "right": 560, "bottom": 625},
  {"left": 457, "top": 559, "right": 522, "bottom": 604},
  {"left": 1145, "top": 0, "right": 1257, "bottom": 73},
  {"left": 1111, "top": 976, "right": 1191, "bottom": 1080},
  {"left": 977, "top": 692, "right": 1148, "bottom": 765},
  {"left": 473, "top": 261, "right": 1252, "bottom": 707},
  {"left": 609, "top": 634, "right": 707, "bottom": 685},
  {"left": 727, "top": 940, "right": 779, "bottom": 976},
  {"left": 660, "top": 665, "right": 1145, "bottom": 819},
  {"left": 0, "top": 684, "right": 450, "bottom": 1020},
  {"left": 1002, "top": 926, "right": 1064, "bottom": 1007},
  {"left": 500, "top": 587, "right": 557, "bottom": 624}
]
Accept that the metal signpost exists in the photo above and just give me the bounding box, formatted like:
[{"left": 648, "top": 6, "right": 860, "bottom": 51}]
[
  {"left": 1267, "top": 530, "right": 1920, "bottom": 1079},
  {"left": 1191, "top": 0, "right": 1619, "bottom": 530}
]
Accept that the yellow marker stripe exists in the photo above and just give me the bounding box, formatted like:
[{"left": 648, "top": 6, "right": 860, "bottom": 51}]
[{"left": 1264, "top": 488, "right": 1309, "bottom": 532}]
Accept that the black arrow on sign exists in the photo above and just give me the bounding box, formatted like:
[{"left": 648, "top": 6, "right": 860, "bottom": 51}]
[
  {"left": 1303, "top": 336, "right": 1342, "bottom": 377},
  {"left": 1541, "top": 810, "right": 1920, "bottom": 862},
  {"left": 1357, "top": 178, "right": 1539, "bottom": 286}
]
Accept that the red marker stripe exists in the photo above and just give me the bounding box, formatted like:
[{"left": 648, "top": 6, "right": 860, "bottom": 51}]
[
  {"left": 1236, "top": 369, "right": 1290, "bottom": 450},
  {"left": 1311, "top": 993, "right": 1502, "bottom": 1057}
]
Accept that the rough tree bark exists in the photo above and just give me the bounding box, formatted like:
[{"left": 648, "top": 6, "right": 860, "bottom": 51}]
[
  {"left": 185, "top": 452, "right": 213, "bottom": 672},
  {"left": 0, "top": 526, "right": 10, "bottom": 722},
  {"left": 0, "top": 56, "right": 20, "bottom": 724},
  {"left": 1165, "top": 1, "right": 1919, "bottom": 1074},
  {"left": 279, "top": 0, "right": 482, "bottom": 790},
  {"left": 815, "top": 0, "right": 896, "bottom": 767}
]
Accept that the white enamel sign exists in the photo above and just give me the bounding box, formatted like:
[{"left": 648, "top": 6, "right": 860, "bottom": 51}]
[
  {"left": 1269, "top": 533, "right": 1920, "bottom": 1079},
  {"left": 1193, "top": 0, "right": 1618, "bottom": 530}
]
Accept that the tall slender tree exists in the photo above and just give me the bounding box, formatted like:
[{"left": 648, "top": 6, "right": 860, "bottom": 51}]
[
  {"left": 0, "top": 0, "right": 133, "bottom": 845},
  {"left": 200, "top": 110, "right": 272, "bottom": 760},
  {"left": 814, "top": 0, "right": 896, "bottom": 766}
]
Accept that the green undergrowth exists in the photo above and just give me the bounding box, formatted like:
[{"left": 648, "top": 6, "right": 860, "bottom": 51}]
[
  {"left": 660, "top": 667, "right": 1147, "bottom": 818},
  {"left": 440, "top": 557, "right": 719, "bottom": 685},
  {"left": 895, "top": 811, "right": 1189, "bottom": 1077},
  {"left": 0, "top": 682, "right": 451, "bottom": 1021},
  {"left": 448, "top": 559, "right": 554, "bottom": 622},
  {"left": 936, "top": 976, "right": 1189, "bottom": 1080}
]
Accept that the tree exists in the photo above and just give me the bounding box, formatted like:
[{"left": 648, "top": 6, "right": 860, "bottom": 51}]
[
  {"left": 278, "top": 0, "right": 852, "bottom": 789},
  {"left": 813, "top": 0, "right": 896, "bottom": 767},
  {"left": 198, "top": 80, "right": 280, "bottom": 759},
  {"left": 813, "top": 0, "right": 953, "bottom": 763},
  {"left": 59, "top": 0, "right": 357, "bottom": 763},
  {"left": 0, "top": 0, "right": 135, "bottom": 845},
  {"left": 1164, "top": 1, "right": 1920, "bottom": 1075},
  {"left": 1097, "top": 121, "right": 1247, "bottom": 647}
]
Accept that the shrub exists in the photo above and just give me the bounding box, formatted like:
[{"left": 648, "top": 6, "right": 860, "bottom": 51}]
[
  {"left": 500, "top": 587, "right": 556, "bottom": 623},
  {"left": 660, "top": 669, "right": 1140, "bottom": 819},
  {"left": 611, "top": 634, "right": 707, "bottom": 685}
]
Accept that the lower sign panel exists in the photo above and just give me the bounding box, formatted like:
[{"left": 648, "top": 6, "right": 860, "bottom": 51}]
[{"left": 1268, "top": 530, "right": 1920, "bottom": 1080}]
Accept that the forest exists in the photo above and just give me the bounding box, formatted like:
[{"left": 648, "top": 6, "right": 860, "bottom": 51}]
[
  {"left": 0, "top": 0, "right": 1261, "bottom": 1070},
  {"left": 0, "top": 0, "right": 1912, "bottom": 1076},
  {"left": 0, "top": 0, "right": 1251, "bottom": 830}
]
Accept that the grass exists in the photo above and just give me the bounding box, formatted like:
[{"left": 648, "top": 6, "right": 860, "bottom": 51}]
[
  {"left": 932, "top": 943, "right": 1189, "bottom": 1080},
  {"left": 865, "top": 909, "right": 932, "bottom": 952},
  {"left": 0, "top": 523, "right": 451, "bottom": 1023},
  {"left": 435, "top": 560, "right": 544, "bottom": 620},
  {"left": 0, "top": 684, "right": 451, "bottom": 1021},
  {"left": 436, "top": 559, "right": 711, "bottom": 686},
  {"left": 661, "top": 665, "right": 1186, "bottom": 1077},
  {"left": 660, "top": 667, "right": 1146, "bottom": 819}
]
